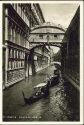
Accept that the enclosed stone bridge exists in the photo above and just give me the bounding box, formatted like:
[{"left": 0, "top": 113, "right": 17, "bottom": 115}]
[{"left": 29, "top": 22, "right": 65, "bottom": 50}]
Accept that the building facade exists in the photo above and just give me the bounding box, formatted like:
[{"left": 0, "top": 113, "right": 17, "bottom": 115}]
[
  {"left": 61, "top": 7, "right": 80, "bottom": 90},
  {"left": 2, "top": 3, "right": 45, "bottom": 89}
]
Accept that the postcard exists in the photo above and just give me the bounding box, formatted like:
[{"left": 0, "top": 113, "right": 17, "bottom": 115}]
[{"left": 0, "top": 0, "right": 83, "bottom": 124}]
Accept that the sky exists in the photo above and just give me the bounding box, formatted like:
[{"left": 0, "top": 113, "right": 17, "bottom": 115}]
[
  {"left": 40, "top": 3, "right": 79, "bottom": 53},
  {"left": 40, "top": 4, "right": 79, "bottom": 28}
]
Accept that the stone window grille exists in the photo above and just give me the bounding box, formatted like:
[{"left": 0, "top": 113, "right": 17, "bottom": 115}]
[
  {"left": 54, "top": 34, "right": 58, "bottom": 39},
  {"left": 39, "top": 34, "right": 43, "bottom": 39}
]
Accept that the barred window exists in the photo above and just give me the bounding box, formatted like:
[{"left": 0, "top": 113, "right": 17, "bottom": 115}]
[
  {"left": 39, "top": 34, "right": 43, "bottom": 39},
  {"left": 54, "top": 34, "right": 57, "bottom": 38}
]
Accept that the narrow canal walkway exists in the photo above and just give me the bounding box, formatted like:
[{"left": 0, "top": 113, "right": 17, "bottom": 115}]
[{"left": 3, "top": 66, "right": 79, "bottom": 121}]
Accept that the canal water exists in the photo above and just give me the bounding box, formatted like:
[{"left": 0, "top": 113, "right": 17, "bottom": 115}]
[{"left": 3, "top": 66, "right": 80, "bottom": 121}]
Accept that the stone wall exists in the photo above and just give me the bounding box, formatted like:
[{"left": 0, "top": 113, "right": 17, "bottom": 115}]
[{"left": 6, "top": 69, "right": 25, "bottom": 86}]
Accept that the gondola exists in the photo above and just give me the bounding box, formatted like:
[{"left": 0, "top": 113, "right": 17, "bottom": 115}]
[
  {"left": 47, "top": 74, "right": 59, "bottom": 87},
  {"left": 22, "top": 82, "right": 49, "bottom": 105}
]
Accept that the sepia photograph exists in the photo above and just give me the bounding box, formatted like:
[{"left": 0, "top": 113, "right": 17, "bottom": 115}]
[{"left": 1, "top": 1, "right": 83, "bottom": 124}]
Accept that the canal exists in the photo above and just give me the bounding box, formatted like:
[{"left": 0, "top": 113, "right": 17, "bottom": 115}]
[{"left": 3, "top": 65, "right": 80, "bottom": 121}]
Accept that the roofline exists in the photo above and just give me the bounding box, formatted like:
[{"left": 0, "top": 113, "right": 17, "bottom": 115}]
[
  {"left": 63, "top": 6, "right": 80, "bottom": 37},
  {"left": 36, "top": 4, "right": 45, "bottom": 23},
  {"left": 31, "top": 25, "right": 65, "bottom": 32},
  {"left": 30, "top": 32, "right": 65, "bottom": 35},
  {"left": 33, "top": 4, "right": 45, "bottom": 23}
]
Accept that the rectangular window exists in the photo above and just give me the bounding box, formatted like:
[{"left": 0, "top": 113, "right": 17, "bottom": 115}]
[
  {"left": 8, "top": 61, "right": 11, "bottom": 70},
  {"left": 17, "top": 51, "right": 18, "bottom": 58},
  {"left": 22, "top": 61, "right": 24, "bottom": 67},
  {"left": 14, "top": 50, "right": 16, "bottom": 58},
  {"left": 14, "top": 61, "right": 15, "bottom": 68},
  {"left": 20, "top": 51, "right": 22, "bottom": 59},
  {"left": 39, "top": 34, "right": 43, "bottom": 39},
  {"left": 12, "top": 61, "right": 14, "bottom": 69},
  {"left": 10, "top": 49, "right": 12, "bottom": 58},
  {"left": 8, "top": 23, "right": 12, "bottom": 41},
  {"left": 12, "top": 28, "right": 15, "bottom": 43},
  {"left": 54, "top": 34, "right": 58, "bottom": 38},
  {"left": 17, "top": 61, "right": 18, "bottom": 68},
  {"left": 18, "top": 61, "right": 19, "bottom": 68}
]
